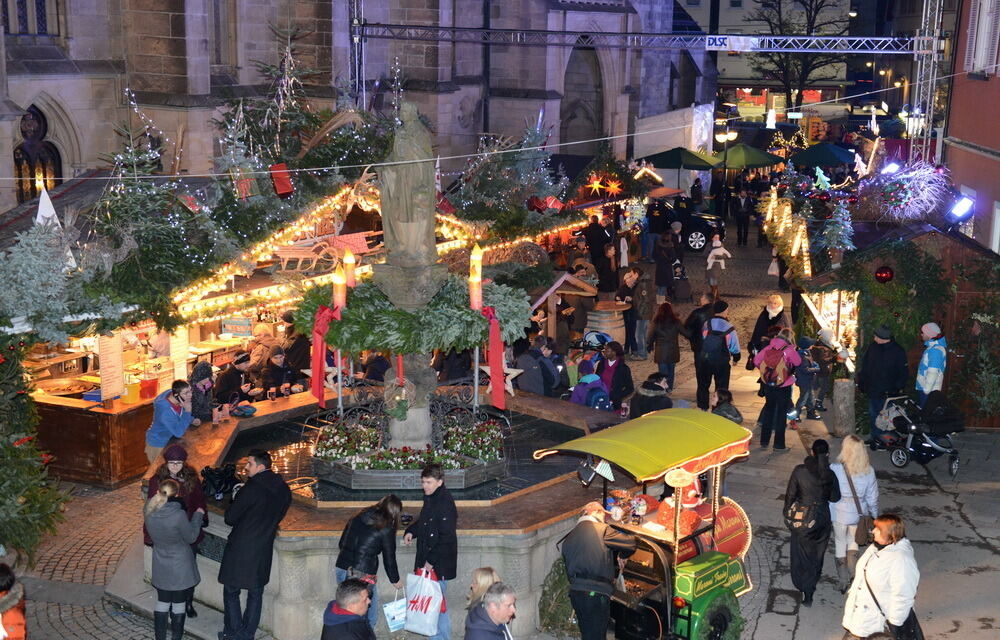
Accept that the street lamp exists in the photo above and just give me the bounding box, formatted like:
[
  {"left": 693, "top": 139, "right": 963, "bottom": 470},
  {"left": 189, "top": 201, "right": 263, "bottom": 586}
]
[{"left": 715, "top": 129, "right": 739, "bottom": 218}]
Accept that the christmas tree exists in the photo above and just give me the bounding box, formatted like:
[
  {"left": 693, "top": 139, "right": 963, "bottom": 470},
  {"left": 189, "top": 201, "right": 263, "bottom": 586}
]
[
  {"left": 815, "top": 196, "right": 856, "bottom": 252},
  {"left": 814, "top": 167, "right": 832, "bottom": 191}
]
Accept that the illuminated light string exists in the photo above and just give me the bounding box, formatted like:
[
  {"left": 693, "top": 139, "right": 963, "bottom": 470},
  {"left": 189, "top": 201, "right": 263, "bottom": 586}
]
[{"left": 12, "top": 65, "right": 990, "bottom": 185}]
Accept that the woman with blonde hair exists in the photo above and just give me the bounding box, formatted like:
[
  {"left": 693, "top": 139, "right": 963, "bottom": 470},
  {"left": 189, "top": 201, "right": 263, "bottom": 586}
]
[
  {"left": 467, "top": 567, "right": 500, "bottom": 609},
  {"left": 830, "top": 434, "right": 880, "bottom": 593},
  {"left": 144, "top": 479, "right": 206, "bottom": 640}
]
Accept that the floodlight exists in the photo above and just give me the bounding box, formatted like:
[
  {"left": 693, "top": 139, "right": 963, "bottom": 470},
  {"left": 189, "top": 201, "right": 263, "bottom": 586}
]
[
  {"left": 577, "top": 458, "right": 598, "bottom": 486},
  {"left": 881, "top": 162, "right": 901, "bottom": 175},
  {"left": 949, "top": 196, "right": 974, "bottom": 221}
]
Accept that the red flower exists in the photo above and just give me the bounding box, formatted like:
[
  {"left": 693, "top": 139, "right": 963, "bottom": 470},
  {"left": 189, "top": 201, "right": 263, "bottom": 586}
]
[
  {"left": 40, "top": 453, "right": 53, "bottom": 464},
  {"left": 12, "top": 436, "right": 34, "bottom": 447}
]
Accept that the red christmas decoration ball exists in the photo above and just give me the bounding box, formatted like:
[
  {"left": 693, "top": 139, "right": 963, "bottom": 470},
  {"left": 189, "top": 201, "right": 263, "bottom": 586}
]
[{"left": 874, "top": 265, "right": 895, "bottom": 283}]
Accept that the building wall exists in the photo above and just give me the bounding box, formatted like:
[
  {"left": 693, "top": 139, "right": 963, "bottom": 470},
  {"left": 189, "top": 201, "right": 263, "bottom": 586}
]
[
  {"left": 1, "top": 0, "right": 716, "bottom": 211},
  {"left": 943, "top": 0, "right": 1000, "bottom": 250}
]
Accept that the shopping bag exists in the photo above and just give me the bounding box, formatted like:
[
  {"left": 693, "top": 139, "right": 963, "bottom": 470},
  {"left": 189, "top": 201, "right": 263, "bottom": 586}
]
[
  {"left": 404, "top": 569, "right": 442, "bottom": 636},
  {"left": 767, "top": 258, "right": 780, "bottom": 276},
  {"left": 383, "top": 589, "right": 407, "bottom": 633}
]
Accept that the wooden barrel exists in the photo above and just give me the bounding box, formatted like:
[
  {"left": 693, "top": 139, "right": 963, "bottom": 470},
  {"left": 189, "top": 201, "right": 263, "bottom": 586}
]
[{"left": 587, "top": 301, "right": 629, "bottom": 345}]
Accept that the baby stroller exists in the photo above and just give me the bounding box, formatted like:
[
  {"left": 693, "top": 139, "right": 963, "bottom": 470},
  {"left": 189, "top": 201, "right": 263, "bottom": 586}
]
[
  {"left": 672, "top": 260, "right": 693, "bottom": 303},
  {"left": 873, "top": 390, "right": 963, "bottom": 477}
]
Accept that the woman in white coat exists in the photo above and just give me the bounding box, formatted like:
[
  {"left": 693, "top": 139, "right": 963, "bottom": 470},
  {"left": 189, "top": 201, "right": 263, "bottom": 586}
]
[
  {"left": 831, "top": 434, "right": 880, "bottom": 592},
  {"left": 842, "top": 514, "right": 920, "bottom": 640}
]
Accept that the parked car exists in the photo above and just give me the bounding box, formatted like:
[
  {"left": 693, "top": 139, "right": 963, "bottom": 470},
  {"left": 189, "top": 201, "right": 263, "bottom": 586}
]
[{"left": 664, "top": 197, "right": 726, "bottom": 252}]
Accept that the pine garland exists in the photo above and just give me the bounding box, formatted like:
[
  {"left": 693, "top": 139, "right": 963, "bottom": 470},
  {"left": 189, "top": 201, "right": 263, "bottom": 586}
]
[{"left": 294, "top": 276, "right": 531, "bottom": 354}]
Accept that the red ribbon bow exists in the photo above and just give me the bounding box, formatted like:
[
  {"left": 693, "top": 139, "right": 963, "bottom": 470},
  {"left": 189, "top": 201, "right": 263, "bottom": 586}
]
[
  {"left": 312, "top": 305, "right": 341, "bottom": 408},
  {"left": 481, "top": 307, "right": 506, "bottom": 410}
]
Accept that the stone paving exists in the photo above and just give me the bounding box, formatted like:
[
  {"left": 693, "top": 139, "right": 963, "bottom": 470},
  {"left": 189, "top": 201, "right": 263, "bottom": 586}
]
[{"left": 13, "top": 242, "right": 1000, "bottom": 639}]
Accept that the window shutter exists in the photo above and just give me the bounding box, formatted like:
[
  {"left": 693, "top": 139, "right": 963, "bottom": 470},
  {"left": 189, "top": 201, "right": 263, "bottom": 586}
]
[
  {"left": 986, "top": 2, "right": 1000, "bottom": 73},
  {"left": 965, "top": 0, "right": 982, "bottom": 71}
]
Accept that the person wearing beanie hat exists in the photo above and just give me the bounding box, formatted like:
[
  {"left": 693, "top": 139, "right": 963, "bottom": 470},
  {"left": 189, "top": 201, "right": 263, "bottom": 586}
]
[
  {"left": 568, "top": 358, "right": 610, "bottom": 408},
  {"left": 144, "top": 442, "right": 208, "bottom": 620},
  {"left": 784, "top": 437, "right": 841, "bottom": 607},
  {"left": 281, "top": 310, "right": 312, "bottom": 382},
  {"left": 916, "top": 322, "right": 947, "bottom": 407},
  {"left": 856, "top": 327, "right": 908, "bottom": 445},
  {"left": 214, "top": 350, "right": 262, "bottom": 407},
  {"left": 696, "top": 299, "right": 741, "bottom": 411},
  {"left": 261, "top": 346, "right": 299, "bottom": 397}
]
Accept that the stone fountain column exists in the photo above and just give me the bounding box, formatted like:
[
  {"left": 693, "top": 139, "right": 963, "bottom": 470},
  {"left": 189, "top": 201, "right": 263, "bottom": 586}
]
[{"left": 372, "top": 102, "right": 449, "bottom": 450}]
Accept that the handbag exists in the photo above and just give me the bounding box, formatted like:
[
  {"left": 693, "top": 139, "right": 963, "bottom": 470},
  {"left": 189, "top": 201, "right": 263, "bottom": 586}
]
[
  {"left": 201, "top": 464, "right": 238, "bottom": 500},
  {"left": 784, "top": 502, "right": 820, "bottom": 534},
  {"left": 845, "top": 471, "right": 874, "bottom": 546},
  {"left": 383, "top": 588, "right": 407, "bottom": 633},
  {"left": 863, "top": 564, "right": 924, "bottom": 640}
]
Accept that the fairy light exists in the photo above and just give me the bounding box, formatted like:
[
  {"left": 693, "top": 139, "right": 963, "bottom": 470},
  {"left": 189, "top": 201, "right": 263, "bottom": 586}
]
[{"left": 633, "top": 166, "right": 663, "bottom": 182}]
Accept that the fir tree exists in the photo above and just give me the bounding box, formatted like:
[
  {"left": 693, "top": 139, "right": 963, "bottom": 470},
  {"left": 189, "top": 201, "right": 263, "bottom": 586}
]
[{"left": 815, "top": 197, "right": 856, "bottom": 252}]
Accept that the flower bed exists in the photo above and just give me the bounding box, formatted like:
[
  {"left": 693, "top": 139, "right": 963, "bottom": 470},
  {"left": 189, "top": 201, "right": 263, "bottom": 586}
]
[{"left": 312, "top": 414, "right": 508, "bottom": 489}]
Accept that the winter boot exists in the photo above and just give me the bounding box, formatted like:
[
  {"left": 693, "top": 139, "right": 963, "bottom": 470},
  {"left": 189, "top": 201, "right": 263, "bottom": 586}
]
[
  {"left": 170, "top": 612, "right": 187, "bottom": 640},
  {"left": 835, "top": 557, "right": 850, "bottom": 593},
  {"left": 815, "top": 399, "right": 828, "bottom": 411},
  {"left": 185, "top": 591, "right": 197, "bottom": 618},
  {"left": 846, "top": 549, "right": 859, "bottom": 575},
  {"left": 807, "top": 408, "right": 822, "bottom": 420},
  {"left": 154, "top": 611, "right": 169, "bottom": 640}
]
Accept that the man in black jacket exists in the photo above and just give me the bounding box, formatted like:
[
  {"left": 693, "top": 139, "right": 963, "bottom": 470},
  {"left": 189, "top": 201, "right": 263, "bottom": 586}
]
[
  {"left": 218, "top": 449, "right": 292, "bottom": 640},
  {"left": 561, "top": 501, "right": 636, "bottom": 640},
  {"left": 683, "top": 292, "right": 715, "bottom": 360},
  {"left": 729, "top": 189, "right": 756, "bottom": 246},
  {"left": 403, "top": 464, "right": 458, "bottom": 640},
  {"left": 214, "top": 351, "right": 262, "bottom": 406},
  {"left": 321, "top": 579, "right": 376, "bottom": 640},
  {"left": 856, "top": 325, "right": 909, "bottom": 444}
]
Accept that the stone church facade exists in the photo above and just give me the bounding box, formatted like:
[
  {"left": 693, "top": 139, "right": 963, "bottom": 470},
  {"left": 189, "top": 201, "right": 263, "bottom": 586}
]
[{"left": 0, "top": 0, "right": 715, "bottom": 211}]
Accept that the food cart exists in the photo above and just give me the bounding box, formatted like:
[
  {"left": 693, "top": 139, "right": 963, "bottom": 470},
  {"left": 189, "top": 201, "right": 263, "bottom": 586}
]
[{"left": 534, "top": 408, "right": 753, "bottom": 640}]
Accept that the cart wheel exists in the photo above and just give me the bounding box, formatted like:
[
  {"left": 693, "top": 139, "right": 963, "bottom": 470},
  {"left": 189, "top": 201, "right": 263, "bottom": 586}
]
[
  {"left": 695, "top": 592, "right": 744, "bottom": 640},
  {"left": 889, "top": 447, "right": 911, "bottom": 468},
  {"left": 949, "top": 455, "right": 960, "bottom": 478}
]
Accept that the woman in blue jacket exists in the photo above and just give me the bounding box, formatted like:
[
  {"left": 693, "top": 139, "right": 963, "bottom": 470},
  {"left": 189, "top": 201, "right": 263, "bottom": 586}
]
[{"left": 145, "top": 380, "right": 199, "bottom": 464}]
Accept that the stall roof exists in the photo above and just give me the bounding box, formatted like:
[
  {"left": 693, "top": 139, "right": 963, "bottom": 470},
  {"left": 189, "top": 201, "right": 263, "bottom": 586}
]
[{"left": 533, "top": 408, "right": 751, "bottom": 482}]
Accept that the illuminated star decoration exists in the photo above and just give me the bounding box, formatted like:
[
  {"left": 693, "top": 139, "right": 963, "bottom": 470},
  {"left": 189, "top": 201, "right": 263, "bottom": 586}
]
[
  {"left": 481, "top": 365, "right": 523, "bottom": 397},
  {"left": 587, "top": 175, "right": 604, "bottom": 195},
  {"left": 605, "top": 179, "right": 623, "bottom": 197}
]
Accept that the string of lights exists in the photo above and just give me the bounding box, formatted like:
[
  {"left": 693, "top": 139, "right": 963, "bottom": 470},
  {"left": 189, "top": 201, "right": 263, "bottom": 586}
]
[{"left": 9, "top": 65, "right": 988, "bottom": 185}]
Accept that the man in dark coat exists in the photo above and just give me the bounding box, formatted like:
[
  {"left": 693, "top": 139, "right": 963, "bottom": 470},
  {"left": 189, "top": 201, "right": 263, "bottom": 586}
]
[
  {"left": 214, "top": 351, "right": 262, "bottom": 406},
  {"left": 562, "top": 501, "right": 636, "bottom": 640},
  {"left": 218, "top": 449, "right": 292, "bottom": 640},
  {"left": 729, "top": 189, "right": 756, "bottom": 246},
  {"left": 403, "top": 464, "right": 458, "bottom": 640},
  {"left": 783, "top": 439, "right": 841, "bottom": 607},
  {"left": 582, "top": 215, "right": 613, "bottom": 265},
  {"left": 320, "top": 579, "right": 376, "bottom": 640},
  {"left": 856, "top": 325, "right": 909, "bottom": 444},
  {"left": 683, "top": 292, "right": 715, "bottom": 360},
  {"left": 464, "top": 582, "right": 517, "bottom": 640}
]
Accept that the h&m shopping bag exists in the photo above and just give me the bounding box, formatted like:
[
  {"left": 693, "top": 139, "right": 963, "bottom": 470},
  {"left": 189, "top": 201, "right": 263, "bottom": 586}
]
[
  {"left": 404, "top": 569, "right": 443, "bottom": 636},
  {"left": 382, "top": 589, "right": 407, "bottom": 633}
]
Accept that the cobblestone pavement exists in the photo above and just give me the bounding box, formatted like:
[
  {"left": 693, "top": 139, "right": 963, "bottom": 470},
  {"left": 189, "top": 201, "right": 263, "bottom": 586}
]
[{"left": 17, "top": 482, "right": 178, "bottom": 640}]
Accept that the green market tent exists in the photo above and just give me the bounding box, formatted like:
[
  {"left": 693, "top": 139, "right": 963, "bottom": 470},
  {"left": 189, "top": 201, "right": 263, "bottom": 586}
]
[
  {"left": 789, "top": 142, "right": 855, "bottom": 167},
  {"left": 640, "top": 147, "right": 721, "bottom": 189},
  {"left": 714, "top": 143, "right": 784, "bottom": 169}
]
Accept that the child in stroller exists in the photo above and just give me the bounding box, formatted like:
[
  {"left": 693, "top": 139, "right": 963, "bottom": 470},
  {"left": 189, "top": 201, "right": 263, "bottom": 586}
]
[
  {"left": 672, "top": 260, "right": 693, "bottom": 303},
  {"left": 873, "top": 390, "right": 963, "bottom": 477}
]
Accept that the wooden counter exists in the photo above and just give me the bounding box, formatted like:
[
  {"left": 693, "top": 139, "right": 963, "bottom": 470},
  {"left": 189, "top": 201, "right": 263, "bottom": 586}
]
[{"left": 34, "top": 393, "right": 156, "bottom": 488}]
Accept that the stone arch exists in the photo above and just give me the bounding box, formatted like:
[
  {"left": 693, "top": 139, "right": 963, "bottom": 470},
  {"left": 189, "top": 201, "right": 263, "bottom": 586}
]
[
  {"left": 560, "top": 39, "right": 605, "bottom": 156},
  {"left": 17, "top": 91, "right": 83, "bottom": 173}
]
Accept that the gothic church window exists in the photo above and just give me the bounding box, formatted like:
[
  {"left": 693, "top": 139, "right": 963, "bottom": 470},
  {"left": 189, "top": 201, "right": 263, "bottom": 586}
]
[
  {"left": 3, "top": 0, "right": 53, "bottom": 35},
  {"left": 13, "top": 105, "right": 63, "bottom": 204}
]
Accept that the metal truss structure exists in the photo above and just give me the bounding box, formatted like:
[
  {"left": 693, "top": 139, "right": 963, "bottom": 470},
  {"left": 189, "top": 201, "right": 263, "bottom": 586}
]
[
  {"left": 910, "top": 0, "right": 945, "bottom": 164},
  {"left": 352, "top": 23, "right": 927, "bottom": 54}
]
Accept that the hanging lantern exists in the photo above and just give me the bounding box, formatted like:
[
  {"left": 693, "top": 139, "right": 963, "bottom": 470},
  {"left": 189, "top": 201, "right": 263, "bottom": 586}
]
[
  {"left": 270, "top": 163, "right": 294, "bottom": 198},
  {"left": 874, "top": 265, "right": 895, "bottom": 283}
]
